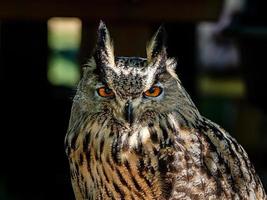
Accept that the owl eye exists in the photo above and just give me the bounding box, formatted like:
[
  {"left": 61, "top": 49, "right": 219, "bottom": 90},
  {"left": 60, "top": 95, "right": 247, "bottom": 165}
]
[
  {"left": 97, "top": 86, "right": 115, "bottom": 98},
  {"left": 144, "top": 85, "right": 162, "bottom": 97}
]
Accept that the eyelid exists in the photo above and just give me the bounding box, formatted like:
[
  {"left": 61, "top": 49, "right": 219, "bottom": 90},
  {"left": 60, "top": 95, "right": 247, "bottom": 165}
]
[{"left": 96, "top": 83, "right": 106, "bottom": 88}]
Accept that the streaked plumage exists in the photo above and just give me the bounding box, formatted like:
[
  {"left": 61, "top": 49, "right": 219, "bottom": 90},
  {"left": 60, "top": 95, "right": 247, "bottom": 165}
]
[{"left": 65, "top": 21, "right": 266, "bottom": 200}]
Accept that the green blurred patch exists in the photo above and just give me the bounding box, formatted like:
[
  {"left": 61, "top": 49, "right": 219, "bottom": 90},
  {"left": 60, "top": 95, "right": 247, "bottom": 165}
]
[
  {"left": 48, "top": 55, "right": 80, "bottom": 87},
  {"left": 48, "top": 17, "right": 81, "bottom": 50},
  {"left": 47, "top": 17, "right": 82, "bottom": 87},
  {"left": 197, "top": 75, "right": 246, "bottom": 98}
]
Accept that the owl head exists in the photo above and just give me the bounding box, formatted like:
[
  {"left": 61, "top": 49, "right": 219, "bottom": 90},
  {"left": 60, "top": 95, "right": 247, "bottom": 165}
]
[{"left": 75, "top": 21, "right": 198, "bottom": 126}]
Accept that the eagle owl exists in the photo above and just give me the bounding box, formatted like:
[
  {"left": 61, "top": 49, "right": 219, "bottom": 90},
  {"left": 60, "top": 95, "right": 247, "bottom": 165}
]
[{"left": 65, "top": 21, "right": 266, "bottom": 200}]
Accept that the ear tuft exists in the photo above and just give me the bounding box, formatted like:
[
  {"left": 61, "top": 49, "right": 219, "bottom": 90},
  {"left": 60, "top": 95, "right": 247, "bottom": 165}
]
[
  {"left": 146, "top": 25, "right": 167, "bottom": 63},
  {"left": 97, "top": 20, "right": 111, "bottom": 48},
  {"left": 94, "top": 20, "right": 115, "bottom": 70}
]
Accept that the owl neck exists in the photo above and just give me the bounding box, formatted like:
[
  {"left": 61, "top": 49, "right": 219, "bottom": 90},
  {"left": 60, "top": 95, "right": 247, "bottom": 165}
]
[{"left": 173, "top": 85, "right": 202, "bottom": 129}]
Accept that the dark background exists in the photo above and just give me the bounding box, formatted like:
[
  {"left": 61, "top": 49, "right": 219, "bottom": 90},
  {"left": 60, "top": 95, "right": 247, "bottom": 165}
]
[{"left": 1, "top": 0, "right": 267, "bottom": 199}]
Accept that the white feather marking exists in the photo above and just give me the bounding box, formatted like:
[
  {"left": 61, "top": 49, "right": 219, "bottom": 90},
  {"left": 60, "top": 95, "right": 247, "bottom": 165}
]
[
  {"left": 168, "top": 114, "right": 180, "bottom": 131},
  {"left": 121, "top": 133, "right": 128, "bottom": 144},
  {"left": 129, "top": 131, "right": 138, "bottom": 148},
  {"left": 140, "top": 127, "right": 150, "bottom": 143},
  {"left": 145, "top": 66, "right": 157, "bottom": 90},
  {"left": 107, "top": 64, "right": 120, "bottom": 75},
  {"left": 166, "top": 58, "right": 178, "bottom": 79}
]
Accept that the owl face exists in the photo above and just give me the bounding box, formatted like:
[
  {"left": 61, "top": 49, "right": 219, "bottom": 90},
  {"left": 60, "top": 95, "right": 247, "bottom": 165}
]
[{"left": 76, "top": 22, "right": 182, "bottom": 126}]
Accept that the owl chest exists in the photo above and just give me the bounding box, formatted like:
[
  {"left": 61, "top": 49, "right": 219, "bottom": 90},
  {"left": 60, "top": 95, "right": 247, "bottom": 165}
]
[
  {"left": 70, "top": 125, "right": 237, "bottom": 200},
  {"left": 72, "top": 127, "right": 173, "bottom": 199}
]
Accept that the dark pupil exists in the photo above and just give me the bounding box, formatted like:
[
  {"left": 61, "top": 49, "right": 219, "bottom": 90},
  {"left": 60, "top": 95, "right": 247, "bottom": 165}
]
[
  {"left": 149, "top": 87, "right": 155, "bottom": 93},
  {"left": 105, "top": 87, "right": 112, "bottom": 94}
]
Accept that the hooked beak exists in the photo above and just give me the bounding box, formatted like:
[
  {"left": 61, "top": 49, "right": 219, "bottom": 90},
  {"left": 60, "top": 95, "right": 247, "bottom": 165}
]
[{"left": 124, "top": 101, "right": 133, "bottom": 124}]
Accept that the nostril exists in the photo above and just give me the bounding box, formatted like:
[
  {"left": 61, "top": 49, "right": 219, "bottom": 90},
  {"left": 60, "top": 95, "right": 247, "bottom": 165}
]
[{"left": 124, "top": 101, "right": 133, "bottom": 124}]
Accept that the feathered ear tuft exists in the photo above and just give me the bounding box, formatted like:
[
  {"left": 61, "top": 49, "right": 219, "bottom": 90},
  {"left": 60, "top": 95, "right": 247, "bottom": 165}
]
[
  {"left": 93, "top": 20, "right": 115, "bottom": 70},
  {"left": 146, "top": 25, "right": 167, "bottom": 63}
]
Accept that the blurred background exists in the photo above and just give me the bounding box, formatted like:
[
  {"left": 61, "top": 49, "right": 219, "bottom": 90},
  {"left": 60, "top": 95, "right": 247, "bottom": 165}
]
[{"left": 1, "top": 0, "right": 267, "bottom": 199}]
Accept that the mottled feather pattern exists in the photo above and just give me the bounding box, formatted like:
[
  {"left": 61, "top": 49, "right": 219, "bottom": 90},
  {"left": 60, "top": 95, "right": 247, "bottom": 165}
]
[
  {"left": 65, "top": 21, "right": 266, "bottom": 200},
  {"left": 66, "top": 108, "right": 266, "bottom": 199}
]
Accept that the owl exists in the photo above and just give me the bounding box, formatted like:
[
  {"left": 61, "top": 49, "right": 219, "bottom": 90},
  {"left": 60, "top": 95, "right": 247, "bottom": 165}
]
[{"left": 65, "top": 21, "right": 266, "bottom": 200}]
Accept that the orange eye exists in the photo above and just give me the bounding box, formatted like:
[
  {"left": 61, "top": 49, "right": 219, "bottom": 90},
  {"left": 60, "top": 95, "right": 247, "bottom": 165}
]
[
  {"left": 97, "top": 86, "right": 115, "bottom": 97},
  {"left": 144, "top": 85, "right": 162, "bottom": 97}
]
